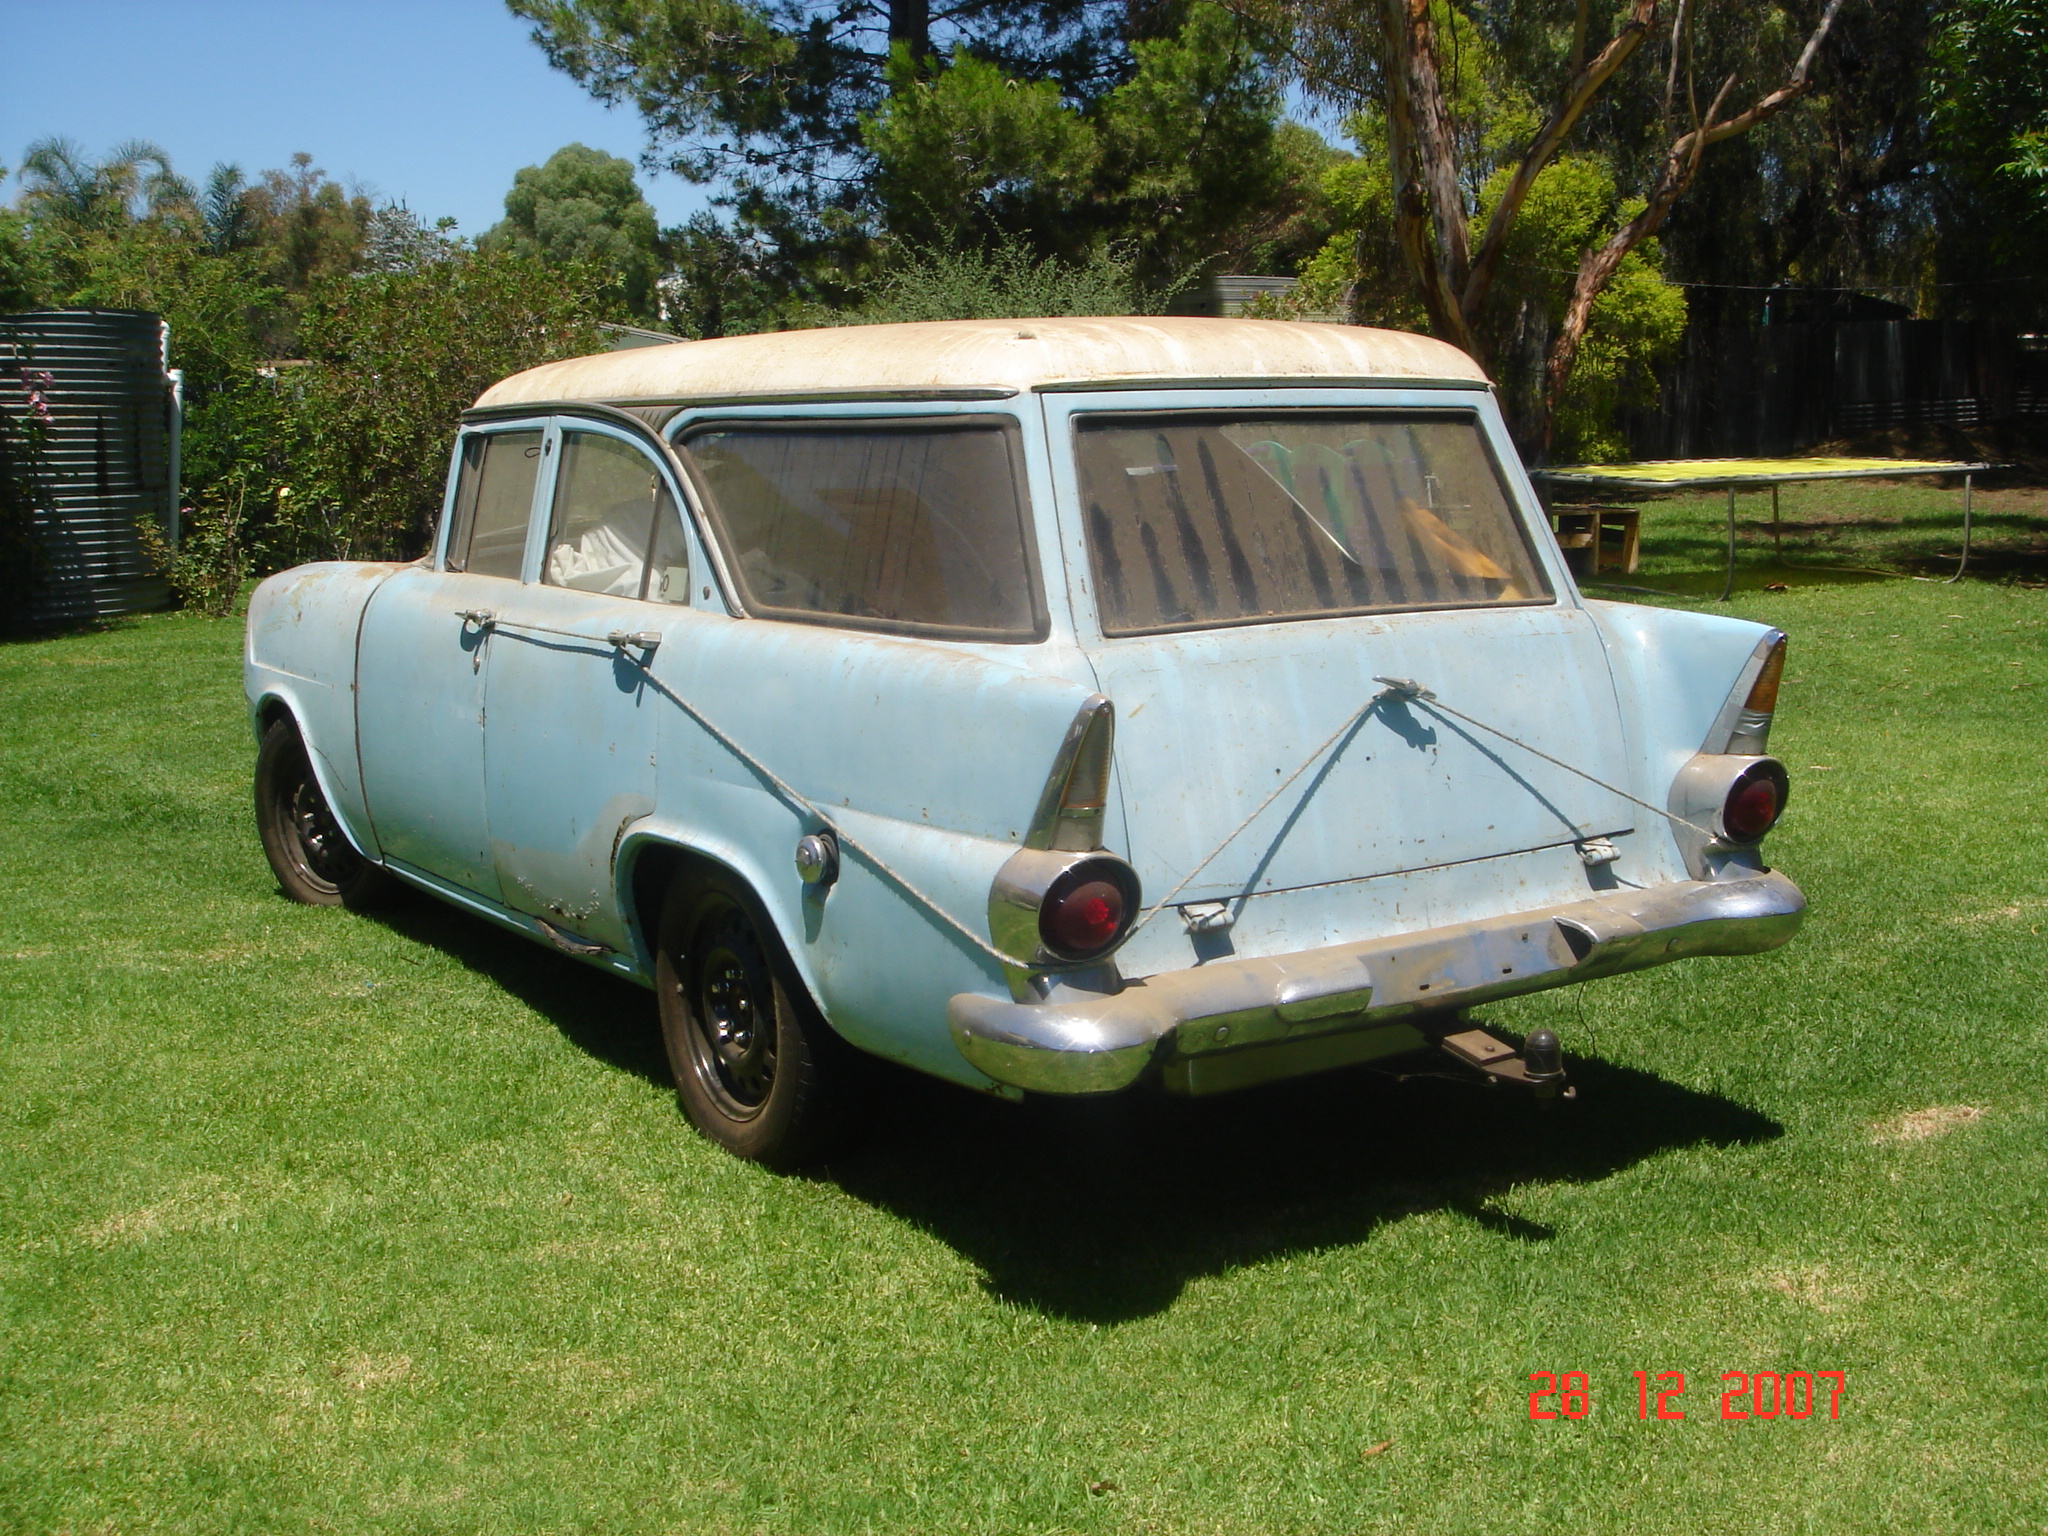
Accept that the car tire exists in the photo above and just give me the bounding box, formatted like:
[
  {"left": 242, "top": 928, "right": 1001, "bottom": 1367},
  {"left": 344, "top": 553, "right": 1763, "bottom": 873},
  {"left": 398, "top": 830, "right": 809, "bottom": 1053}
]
[
  {"left": 255, "top": 717, "right": 392, "bottom": 908},
  {"left": 655, "top": 874, "right": 847, "bottom": 1168}
]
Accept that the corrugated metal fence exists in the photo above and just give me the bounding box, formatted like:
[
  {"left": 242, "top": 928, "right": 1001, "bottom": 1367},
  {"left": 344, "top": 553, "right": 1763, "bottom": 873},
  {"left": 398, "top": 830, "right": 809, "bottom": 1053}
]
[
  {"left": 1623, "top": 320, "right": 2048, "bottom": 459},
  {"left": 2, "top": 309, "right": 180, "bottom": 632}
]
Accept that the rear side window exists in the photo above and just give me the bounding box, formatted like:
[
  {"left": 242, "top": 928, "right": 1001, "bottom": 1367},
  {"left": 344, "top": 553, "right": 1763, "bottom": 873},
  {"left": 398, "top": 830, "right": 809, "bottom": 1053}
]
[
  {"left": 543, "top": 429, "right": 689, "bottom": 603},
  {"left": 1074, "top": 412, "right": 1550, "bottom": 635},
  {"left": 679, "top": 419, "right": 1043, "bottom": 641},
  {"left": 445, "top": 429, "right": 543, "bottom": 577}
]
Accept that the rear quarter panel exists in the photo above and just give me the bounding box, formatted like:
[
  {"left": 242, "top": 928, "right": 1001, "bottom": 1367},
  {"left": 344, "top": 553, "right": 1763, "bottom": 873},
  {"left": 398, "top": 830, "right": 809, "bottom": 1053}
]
[
  {"left": 625, "top": 613, "right": 1104, "bottom": 1088},
  {"left": 1584, "top": 597, "right": 1781, "bottom": 880}
]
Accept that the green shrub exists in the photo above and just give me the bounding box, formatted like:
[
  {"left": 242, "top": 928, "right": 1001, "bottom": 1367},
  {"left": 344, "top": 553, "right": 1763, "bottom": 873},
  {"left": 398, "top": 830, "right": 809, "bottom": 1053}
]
[
  {"left": 854, "top": 240, "right": 1167, "bottom": 323},
  {"left": 280, "top": 248, "right": 609, "bottom": 563}
]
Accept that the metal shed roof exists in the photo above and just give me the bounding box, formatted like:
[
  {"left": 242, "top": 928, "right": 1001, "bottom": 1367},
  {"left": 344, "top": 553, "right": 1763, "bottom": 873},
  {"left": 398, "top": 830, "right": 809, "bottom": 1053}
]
[{"left": 472, "top": 317, "right": 1487, "bottom": 409}]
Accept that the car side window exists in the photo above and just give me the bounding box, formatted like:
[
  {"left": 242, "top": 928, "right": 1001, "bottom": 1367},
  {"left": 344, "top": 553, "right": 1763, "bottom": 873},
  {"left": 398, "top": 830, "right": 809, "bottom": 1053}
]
[
  {"left": 543, "top": 429, "right": 690, "bottom": 603},
  {"left": 678, "top": 418, "right": 1043, "bottom": 641},
  {"left": 445, "top": 429, "right": 544, "bottom": 578}
]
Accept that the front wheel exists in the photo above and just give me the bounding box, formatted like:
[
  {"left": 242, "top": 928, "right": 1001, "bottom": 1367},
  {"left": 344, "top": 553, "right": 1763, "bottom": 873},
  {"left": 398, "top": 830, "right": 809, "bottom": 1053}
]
[
  {"left": 255, "top": 718, "right": 391, "bottom": 908},
  {"left": 655, "top": 876, "right": 846, "bottom": 1168}
]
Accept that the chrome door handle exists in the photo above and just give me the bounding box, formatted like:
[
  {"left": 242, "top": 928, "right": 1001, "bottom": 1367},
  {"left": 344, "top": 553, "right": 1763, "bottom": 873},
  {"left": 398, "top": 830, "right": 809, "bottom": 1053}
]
[
  {"left": 607, "top": 629, "right": 662, "bottom": 653},
  {"left": 459, "top": 608, "right": 497, "bottom": 628}
]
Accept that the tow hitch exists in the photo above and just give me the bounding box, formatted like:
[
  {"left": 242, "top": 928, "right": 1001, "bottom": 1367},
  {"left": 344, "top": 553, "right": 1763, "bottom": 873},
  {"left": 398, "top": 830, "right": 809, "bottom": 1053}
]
[{"left": 1433, "top": 1024, "right": 1576, "bottom": 1101}]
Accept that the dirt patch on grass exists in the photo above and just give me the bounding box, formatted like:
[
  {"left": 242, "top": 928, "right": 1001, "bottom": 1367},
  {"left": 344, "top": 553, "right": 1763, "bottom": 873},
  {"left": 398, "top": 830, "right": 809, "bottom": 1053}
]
[
  {"left": 1757, "top": 1264, "right": 1865, "bottom": 1313},
  {"left": 1870, "top": 1105, "right": 1987, "bottom": 1144},
  {"left": 335, "top": 1352, "right": 415, "bottom": 1390},
  {"left": 80, "top": 1177, "right": 248, "bottom": 1246},
  {"left": 1944, "top": 897, "right": 2048, "bottom": 927}
]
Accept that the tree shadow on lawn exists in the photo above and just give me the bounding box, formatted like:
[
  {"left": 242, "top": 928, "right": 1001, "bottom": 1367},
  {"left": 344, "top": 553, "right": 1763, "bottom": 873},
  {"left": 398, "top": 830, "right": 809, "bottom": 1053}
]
[
  {"left": 358, "top": 895, "right": 1780, "bottom": 1326},
  {"left": 1599, "top": 503, "right": 2048, "bottom": 587}
]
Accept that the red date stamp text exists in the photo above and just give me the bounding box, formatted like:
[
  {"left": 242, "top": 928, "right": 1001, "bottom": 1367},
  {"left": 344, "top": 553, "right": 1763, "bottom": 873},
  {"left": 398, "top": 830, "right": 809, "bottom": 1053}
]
[{"left": 1526, "top": 1370, "right": 1846, "bottom": 1420}]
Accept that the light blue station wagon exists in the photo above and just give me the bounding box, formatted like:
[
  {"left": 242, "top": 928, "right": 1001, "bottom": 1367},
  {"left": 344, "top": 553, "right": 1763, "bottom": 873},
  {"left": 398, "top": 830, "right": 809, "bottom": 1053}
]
[{"left": 246, "top": 317, "right": 1802, "bottom": 1165}]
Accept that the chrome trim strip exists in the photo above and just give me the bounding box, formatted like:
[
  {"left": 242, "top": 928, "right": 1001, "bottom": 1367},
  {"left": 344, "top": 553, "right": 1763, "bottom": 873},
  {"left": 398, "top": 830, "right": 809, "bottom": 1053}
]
[
  {"left": 987, "top": 845, "right": 1141, "bottom": 1001},
  {"left": 1666, "top": 753, "right": 1789, "bottom": 880},
  {"left": 465, "top": 390, "right": 1019, "bottom": 420},
  {"left": 1703, "top": 629, "right": 1785, "bottom": 754},
  {"left": 949, "top": 870, "right": 1805, "bottom": 1095},
  {"left": 1030, "top": 376, "right": 1490, "bottom": 394}
]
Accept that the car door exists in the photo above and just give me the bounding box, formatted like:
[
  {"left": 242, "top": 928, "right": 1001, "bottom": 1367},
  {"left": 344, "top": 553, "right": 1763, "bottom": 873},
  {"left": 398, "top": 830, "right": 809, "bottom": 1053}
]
[
  {"left": 358, "top": 421, "right": 548, "bottom": 898},
  {"left": 480, "top": 417, "right": 695, "bottom": 953}
]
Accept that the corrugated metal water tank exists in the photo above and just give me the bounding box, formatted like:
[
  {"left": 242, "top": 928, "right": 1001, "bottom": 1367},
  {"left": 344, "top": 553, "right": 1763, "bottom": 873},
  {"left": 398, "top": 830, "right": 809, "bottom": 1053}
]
[{"left": 2, "top": 309, "right": 179, "bottom": 630}]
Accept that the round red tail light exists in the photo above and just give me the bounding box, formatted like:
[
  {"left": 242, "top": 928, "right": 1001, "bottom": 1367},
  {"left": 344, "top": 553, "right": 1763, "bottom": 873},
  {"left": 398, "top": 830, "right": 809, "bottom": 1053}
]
[
  {"left": 1721, "top": 762, "right": 1789, "bottom": 843},
  {"left": 1037, "top": 860, "right": 1139, "bottom": 962}
]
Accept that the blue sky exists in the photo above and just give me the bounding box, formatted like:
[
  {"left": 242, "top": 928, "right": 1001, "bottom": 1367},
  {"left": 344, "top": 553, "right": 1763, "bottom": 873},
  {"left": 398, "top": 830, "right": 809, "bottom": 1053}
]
[{"left": 0, "top": 0, "right": 713, "bottom": 238}]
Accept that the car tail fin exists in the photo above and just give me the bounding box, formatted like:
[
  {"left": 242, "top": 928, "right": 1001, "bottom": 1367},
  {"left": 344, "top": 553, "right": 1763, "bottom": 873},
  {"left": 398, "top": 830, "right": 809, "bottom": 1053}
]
[{"left": 1027, "top": 695, "right": 1114, "bottom": 852}]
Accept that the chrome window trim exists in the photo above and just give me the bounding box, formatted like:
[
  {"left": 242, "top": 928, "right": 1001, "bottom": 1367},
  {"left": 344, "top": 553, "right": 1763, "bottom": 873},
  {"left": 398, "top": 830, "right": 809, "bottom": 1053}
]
[
  {"left": 538, "top": 414, "right": 697, "bottom": 607},
  {"left": 1033, "top": 374, "right": 1493, "bottom": 394},
  {"left": 438, "top": 416, "right": 552, "bottom": 576}
]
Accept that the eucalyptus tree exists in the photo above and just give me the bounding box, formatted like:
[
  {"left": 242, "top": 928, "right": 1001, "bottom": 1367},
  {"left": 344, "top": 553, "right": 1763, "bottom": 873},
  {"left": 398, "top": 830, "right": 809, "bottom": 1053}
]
[
  {"left": 1284, "top": 0, "right": 1850, "bottom": 451},
  {"left": 1925, "top": 0, "right": 2048, "bottom": 318}
]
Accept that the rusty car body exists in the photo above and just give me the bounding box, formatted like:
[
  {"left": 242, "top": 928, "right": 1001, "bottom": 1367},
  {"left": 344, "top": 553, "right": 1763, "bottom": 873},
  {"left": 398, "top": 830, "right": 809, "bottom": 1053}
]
[{"left": 245, "top": 317, "right": 1802, "bottom": 1163}]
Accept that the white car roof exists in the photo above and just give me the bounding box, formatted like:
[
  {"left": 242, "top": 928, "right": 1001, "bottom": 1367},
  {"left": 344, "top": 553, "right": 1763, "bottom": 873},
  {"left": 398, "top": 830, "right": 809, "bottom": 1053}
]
[{"left": 473, "top": 316, "right": 1487, "bottom": 409}]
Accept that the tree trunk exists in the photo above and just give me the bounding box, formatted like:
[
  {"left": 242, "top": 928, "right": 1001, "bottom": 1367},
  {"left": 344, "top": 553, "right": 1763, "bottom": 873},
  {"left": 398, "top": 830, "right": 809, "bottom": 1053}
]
[
  {"left": 1536, "top": 0, "right": 1848, "bottom": 457},
  {"left": 889, "top": 0, "right": 931, "bottom": 59},
  {"left": 1379, "top": 0, "right": 1479, "bottom": 357}
]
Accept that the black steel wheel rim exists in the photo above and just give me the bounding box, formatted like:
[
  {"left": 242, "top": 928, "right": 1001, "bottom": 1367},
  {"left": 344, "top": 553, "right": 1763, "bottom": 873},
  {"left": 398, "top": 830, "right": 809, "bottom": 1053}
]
[
  {"left": 283, "top": 754, "right": 356, "bottom": 888},
  {"left": 688, "top": 926, "right": 777, "bottom": 1117}
]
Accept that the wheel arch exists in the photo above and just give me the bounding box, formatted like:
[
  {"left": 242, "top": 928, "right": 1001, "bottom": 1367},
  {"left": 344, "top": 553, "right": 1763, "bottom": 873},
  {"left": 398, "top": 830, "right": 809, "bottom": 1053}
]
[
  {"left": 619, "top": 833, "right": 826, "bottom": 1015},
  {"left": 252, "top": 691, "right": 383, "bottom": 864}
]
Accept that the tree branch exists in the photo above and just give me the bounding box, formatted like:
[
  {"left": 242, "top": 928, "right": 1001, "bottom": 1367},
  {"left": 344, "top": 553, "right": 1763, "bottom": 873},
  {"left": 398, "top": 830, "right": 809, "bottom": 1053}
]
[
  {"left": 1540, "top": 0, "right": 1849, "bottom": 453},
  {"left": 1380, "top": 0, "right": 1480, "bottom": 353},
  {"left": 1662, "top": 0, "right": 1690, "bottom": 129},
  {"left": 1460, "top": 0, "right": 1657, "bottom": 322}
]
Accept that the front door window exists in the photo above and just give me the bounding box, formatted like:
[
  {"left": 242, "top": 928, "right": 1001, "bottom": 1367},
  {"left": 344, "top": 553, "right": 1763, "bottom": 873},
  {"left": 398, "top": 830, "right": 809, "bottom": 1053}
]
[{"left": 543, "top": 429, "right": 690, "bottom": 602}]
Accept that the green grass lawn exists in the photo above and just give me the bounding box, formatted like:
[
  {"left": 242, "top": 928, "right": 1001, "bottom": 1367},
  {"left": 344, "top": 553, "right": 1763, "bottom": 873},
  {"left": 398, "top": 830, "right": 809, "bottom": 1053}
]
[{"left": 3, "top": 507, "right": 2045, "bottom": 1533}]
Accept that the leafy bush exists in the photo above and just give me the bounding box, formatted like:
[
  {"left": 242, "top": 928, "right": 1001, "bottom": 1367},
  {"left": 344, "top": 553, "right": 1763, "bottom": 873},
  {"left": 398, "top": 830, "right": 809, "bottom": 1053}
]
[
  {"left": 855, "top": 240, "right": 1165, "bottom": 322},
  {"left": 138, "top": 494, "right": 247, "bottom": 618},
  {"left": 279, "top": 248, "right": 610, "bottom": 563},
  {"left": 0, "top": 370, "right": 54, "bottom": 629}
]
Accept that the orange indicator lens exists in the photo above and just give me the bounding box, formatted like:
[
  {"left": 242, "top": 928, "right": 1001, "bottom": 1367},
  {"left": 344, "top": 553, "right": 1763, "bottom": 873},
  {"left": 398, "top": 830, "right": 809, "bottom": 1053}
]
[{"left": 1745, "top": 638, "right": 1787, "bottom": 715}]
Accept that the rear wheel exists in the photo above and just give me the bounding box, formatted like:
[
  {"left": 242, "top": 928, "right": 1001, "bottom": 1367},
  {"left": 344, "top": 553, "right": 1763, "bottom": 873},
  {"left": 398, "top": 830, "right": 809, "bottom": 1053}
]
[
  {"left": 255, "top": 717, "right": 391, "bottom": 908},
  {"left": 655, "top": 874, "right": 845, "bottom": 1168}
]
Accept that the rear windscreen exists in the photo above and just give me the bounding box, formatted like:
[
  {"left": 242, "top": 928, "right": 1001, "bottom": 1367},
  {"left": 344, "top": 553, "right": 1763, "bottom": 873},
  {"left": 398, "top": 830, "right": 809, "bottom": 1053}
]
[
  {"left": 680, "top": 419, "right": 1044, "bottom": 641},
  {"left": 1074, "top": 413, "right": 1550, "bottom": 635}
]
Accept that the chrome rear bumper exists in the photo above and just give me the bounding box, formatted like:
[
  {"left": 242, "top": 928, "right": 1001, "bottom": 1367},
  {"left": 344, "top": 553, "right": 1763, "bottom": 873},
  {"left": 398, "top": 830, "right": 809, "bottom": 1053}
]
[{"left": 948, "top": 870, "right": 1804, "bottom": 1096}]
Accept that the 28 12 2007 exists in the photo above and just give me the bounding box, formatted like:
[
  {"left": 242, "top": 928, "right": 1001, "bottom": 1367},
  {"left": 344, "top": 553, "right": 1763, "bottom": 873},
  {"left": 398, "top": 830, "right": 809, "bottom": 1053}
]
[{"left": 1526, "top": 1370, "right": 1848, "bottom": 1420}]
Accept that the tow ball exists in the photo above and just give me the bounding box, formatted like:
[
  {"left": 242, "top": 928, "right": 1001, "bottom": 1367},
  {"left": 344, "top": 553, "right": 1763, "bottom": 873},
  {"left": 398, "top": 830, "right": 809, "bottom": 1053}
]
[{"left": 1433, "top": 1023, "right": 1576, "bottom": 1102}]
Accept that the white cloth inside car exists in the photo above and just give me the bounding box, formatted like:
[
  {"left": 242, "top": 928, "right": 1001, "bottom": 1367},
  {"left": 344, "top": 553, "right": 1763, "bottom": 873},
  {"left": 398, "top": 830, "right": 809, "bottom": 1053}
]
[
  {"left": 547, "top": 495, "right": 688, "bottom": 599},
  {"left": 548, "top": 499, "right": 651, "bottom": 595}
]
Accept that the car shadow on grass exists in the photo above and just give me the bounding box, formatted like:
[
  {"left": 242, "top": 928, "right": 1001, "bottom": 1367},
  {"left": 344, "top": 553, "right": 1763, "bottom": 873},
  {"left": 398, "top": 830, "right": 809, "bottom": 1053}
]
[
  {"left": 364, "top": 892, "right": 674, "bottom": 1090},
  {"left": 822, "top": 1035, "right": 1781, "bottom": 1325},
  {"left": 358, "top": 894, "right": 1779, "bottom": 1326}
]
